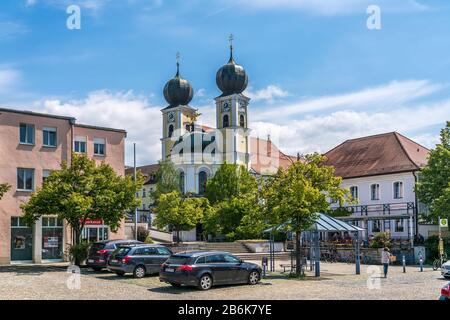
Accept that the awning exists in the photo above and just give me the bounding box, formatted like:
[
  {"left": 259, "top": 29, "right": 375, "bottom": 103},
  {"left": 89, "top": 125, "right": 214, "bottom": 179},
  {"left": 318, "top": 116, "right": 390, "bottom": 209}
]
[{"left": 263, "top": 213, "right": 365, "bottom": 233}]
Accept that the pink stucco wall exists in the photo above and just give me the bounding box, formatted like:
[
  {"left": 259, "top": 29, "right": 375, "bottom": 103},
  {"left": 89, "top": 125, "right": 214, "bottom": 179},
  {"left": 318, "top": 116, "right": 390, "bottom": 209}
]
[{"left": 0, "top": 109, "right": 126, "bottom": 263}]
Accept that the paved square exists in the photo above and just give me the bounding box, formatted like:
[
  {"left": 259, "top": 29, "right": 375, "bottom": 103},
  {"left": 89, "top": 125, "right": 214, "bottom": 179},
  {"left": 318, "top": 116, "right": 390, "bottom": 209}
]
[{"left": 0, "top": 261, "right": 446, "bottom": 300}]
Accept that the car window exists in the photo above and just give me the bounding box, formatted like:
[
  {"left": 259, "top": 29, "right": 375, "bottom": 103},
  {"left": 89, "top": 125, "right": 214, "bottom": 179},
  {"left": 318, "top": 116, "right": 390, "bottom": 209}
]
[
  {"left": 156, "top": 247, "right": 171, "bottom": 255},
  {"left": 223, "top": 254, "right": 240, "bottom": 263},
  {"left": 206, "top": 254, "right": 225, "bottom": 263},
  {"left": 195, "top": 256, "right": 206, "bottom": 264},
  {"left": 133, "top": 248, "right": 144, "bottom": 255},
  {"left": 144, "top": 247, "right": 159, "bottom": 255},
  {"left": 167, "top": 256, "right": 190, "bottom": 264},
  {"left": 90, "top": 243, "right": 105, "bottom": 253}
]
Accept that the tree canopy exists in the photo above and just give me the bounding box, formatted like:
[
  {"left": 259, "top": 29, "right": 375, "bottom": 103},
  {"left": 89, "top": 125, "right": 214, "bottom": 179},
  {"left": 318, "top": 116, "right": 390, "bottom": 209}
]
[
  {"left": 416, "top": 121, "right": 450, "bottom": 222},
  {"left": 152, "top": 160, "right": 182, "bottom": 202},
  {"left": 203, "top": 163, "right": 263, "bottom": 240},
  {"left": 262, "top": 153, "right": 348, "bottom": 275},
  {"left": 0, "top": 183, "right": 11, "bottom": 200},
  {"left": 21, "top": 155, "right": 144, "bottom": 247},
  {"left": 154, "top": 191, "right": 209, "bottom": 242}
]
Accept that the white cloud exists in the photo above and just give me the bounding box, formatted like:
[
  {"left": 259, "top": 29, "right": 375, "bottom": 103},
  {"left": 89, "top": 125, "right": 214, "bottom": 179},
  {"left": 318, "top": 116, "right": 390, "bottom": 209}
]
[
  {"left": 25, "top": 0, "right": 37, "bottom": 7},
  {"left": 229, "top": 0, "right": 429, "bottom": 15},
  {"left": 31, "top": 90, "right": 162, "bottom": 166},
  {"left": 0, "top": 67, "right": 21, "bottom": 94},
  {"left": 253, "top": 80, "right": 445, "bottom": 122},
  {"left": 251, "top": 98, "right": 450, "bottom": 156},
  {"left": 245, "top": 85, "right": 289, "bottom": 103}
]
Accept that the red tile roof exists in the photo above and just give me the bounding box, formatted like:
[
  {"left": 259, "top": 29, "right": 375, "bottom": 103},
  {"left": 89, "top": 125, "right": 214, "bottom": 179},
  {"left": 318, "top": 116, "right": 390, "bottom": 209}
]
[
  {"left": 324, "top": 132, "right": 429, "bottom": 179},
  {"left": 125, "top": 164, "right": 160, "bottom": 185},
  {"left": 250, "top": 137, "right": 298, "bottom": 175}
]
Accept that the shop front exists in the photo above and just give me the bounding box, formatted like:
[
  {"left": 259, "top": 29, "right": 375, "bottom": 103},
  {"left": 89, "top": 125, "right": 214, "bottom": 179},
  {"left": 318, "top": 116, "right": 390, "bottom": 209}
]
[
  {"left": 41, "top": 217, "right": 64, "bottom": 261},
  {"left": 81, "top": 219, "right": 109, "bottom": 242},
  {"left": 11, "top": 217, "right": 33, "bottom": 262}
]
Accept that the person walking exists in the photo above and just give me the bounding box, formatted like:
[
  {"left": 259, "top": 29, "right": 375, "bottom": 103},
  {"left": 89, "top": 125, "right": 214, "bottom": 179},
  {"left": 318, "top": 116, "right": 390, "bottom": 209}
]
[{"left": 381, "top": 247, "right": 391, "bottom": 278}]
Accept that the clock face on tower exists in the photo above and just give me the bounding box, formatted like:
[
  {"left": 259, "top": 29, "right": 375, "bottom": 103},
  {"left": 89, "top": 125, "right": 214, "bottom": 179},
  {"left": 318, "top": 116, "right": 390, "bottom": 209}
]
[
  {"left": 222, "top": 101, "right": 231, "bottom": 112},
  {"left": 168, "top": 112, "right": 175, "bottom": 123}
]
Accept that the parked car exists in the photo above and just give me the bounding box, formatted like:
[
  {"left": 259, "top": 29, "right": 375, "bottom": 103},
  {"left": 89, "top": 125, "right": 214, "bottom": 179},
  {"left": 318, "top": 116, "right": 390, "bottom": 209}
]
[
  {"left": 107, "top": 244, "right": 173, "bottom": 278},
  {"left": 440, "top": 282, "right": 450, "bottom": 300},
  {"left": 86, "top": 240, "right": 143, "bottom": 271},
  {"left": 441, "top": 260, "right": 450, "bottom": 279},
  {"left": 159, "top": 251, "right": 262, "bottom": 290}
]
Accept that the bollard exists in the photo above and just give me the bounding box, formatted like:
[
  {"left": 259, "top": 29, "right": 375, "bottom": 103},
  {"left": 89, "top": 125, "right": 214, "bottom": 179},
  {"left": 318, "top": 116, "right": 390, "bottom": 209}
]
[
  {"left": 419, "top": 257, "right": 423, "bottom": 272},
  {"left": 402, "top": 255, "right": 406, "bottom": 273},
  {"left": 262, "top": 257, "right": 268, "bottom": 278}
]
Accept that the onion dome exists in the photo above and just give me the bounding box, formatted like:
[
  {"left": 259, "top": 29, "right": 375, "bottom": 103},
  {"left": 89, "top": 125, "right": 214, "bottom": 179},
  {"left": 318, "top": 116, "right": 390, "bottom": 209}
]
[
  {"left": 163, "top": 59, "right": 194, "bottom": 107},
  {"left": 216, "top": 36, "right": 248, "bottom": 96}
]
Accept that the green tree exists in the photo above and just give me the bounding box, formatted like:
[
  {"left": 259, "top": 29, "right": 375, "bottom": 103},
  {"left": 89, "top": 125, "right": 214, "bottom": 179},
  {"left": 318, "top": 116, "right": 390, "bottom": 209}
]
[
  {"left": 21, "top": 155, "right": 143, "bottom": 264},
  {"left": 0, "top": 183, "right": 11, "bottom": 200},
  {"left": 203, "top": 163, "right": 264, "bottom": 240},
  {"left": 152, "top": 160, "right": 182, "bottom": 202},
  {"left": 416, "top": 122, "right": 450, "bottom": 222},
  {"left": 262, "top": 153, "right": 348, "bottom": 276},
  {"left": 154, "top": 191, "right": 208, "bottom": 243}
]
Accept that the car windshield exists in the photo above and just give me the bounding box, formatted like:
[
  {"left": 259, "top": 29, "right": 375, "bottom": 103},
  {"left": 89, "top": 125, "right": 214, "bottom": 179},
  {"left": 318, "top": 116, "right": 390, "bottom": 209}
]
[{"left": 166, "top": 256, "right": 190, "bottom": 265}]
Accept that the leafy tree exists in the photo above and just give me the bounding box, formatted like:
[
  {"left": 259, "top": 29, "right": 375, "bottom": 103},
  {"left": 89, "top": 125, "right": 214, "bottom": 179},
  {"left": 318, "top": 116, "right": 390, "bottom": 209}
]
[
  {"left": 152, "top": 160, "right": 182, "bottom": 202},
  {"left": 0, "top": 183, "right": 11, "bottom": 200},
  {"left": 203, "top": 163, "right": 264, "bottom": 240},
  {"left": 21, "top": 155, "right": 143, "bottom": 264},
  {"left": 154, "top": 191, "right": 208, "bottom": 243},
  {"left": 262, "top": 153, "right": 348, "bottom": 276},
  {"left": 416, "top": 122, "right": 450, "bottom": 223}
]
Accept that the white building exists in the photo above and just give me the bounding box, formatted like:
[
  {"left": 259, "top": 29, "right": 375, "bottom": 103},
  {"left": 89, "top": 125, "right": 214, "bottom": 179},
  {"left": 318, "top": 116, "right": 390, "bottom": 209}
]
[{"left": 325, "top": 132, "right": 432, "bottom": 241}]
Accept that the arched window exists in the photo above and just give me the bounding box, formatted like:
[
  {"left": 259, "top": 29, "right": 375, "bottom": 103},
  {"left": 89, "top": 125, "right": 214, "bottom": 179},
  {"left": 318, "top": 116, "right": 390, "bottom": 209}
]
[
  {"left": 185, "top": 124, "right": 191, "bottom": 132},
  {"left": 179, "top": 172, "right": 185, "bottom": 194},
  {"left": 168, "top": 124, "right": 174, "bottom": 138},
  {"left": 198, "top": 171, "right": 207, "bottom": 195},
  {"left": 240, "top": 114, "right": 245, "bottom": 127},
  {"left": 223, "top": 114, "right": 229, "bottom": 128}
]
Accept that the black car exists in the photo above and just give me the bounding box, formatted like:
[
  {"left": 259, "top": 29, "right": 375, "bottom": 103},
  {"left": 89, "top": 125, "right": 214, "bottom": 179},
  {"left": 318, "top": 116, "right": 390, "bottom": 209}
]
[
  {"left": 159, "top": 251, "right": 262, "bottom": 290},
  {"left": 86, "top": 240, "right": 143, "bottom": 271},
  {"left": 107, "top": 244, "right": 173, "bottom": 278}
]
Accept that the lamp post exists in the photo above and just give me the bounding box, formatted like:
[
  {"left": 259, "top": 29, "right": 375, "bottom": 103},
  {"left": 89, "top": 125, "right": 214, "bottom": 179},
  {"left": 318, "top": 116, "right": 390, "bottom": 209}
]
[{"left": 134, "top": 143, "right": 138, "bottom": 241}]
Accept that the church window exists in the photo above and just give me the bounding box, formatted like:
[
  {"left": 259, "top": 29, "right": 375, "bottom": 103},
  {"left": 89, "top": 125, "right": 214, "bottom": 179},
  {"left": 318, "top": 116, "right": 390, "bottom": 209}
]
[
  {"left": 168, "top": 124, "right": 174, "bottom": 138},
  {"left": 198, "top": 171, "right": 207, "bottom": 195},
  {"left": 223, "top": 114, "right": 229, "bottom": 128},
  {"left": 240, "top": 114, "right": 245, "bottom": 127}
]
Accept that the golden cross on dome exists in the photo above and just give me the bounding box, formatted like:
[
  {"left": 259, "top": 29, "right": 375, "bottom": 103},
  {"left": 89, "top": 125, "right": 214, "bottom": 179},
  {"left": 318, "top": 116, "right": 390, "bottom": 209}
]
[
  {"left": 175, "top": 52, "right": 180, "bottom": 76},
  {"left": 228, "top": 34, "right": 234, "bottom": 62},
  {"left": 228, "top": 34, "right": 234, "bottom": 47}
]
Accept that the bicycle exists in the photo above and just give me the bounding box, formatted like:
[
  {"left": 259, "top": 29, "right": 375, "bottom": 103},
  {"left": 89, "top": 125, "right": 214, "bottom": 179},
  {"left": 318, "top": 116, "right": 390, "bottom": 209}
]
[{"left": 433, "top": 253, "right": 448, "bottom": 271}]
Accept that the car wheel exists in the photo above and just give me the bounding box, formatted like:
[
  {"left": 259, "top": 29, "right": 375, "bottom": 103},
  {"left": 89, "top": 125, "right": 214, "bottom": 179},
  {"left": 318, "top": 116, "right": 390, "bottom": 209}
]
[
  {"left": 133, "top": 265, "right": 146, "bottom": 278},
  {"left": 91, "top": 267, "right": 103, "bottom": 272},
  {"left": 248, "top": 270, "right": 260, "bottom": 285},
  {"left": 115, "top": 271, "right": 125, "bottom": 277},
  {"left": 198, "top": 274, "right": 213, "bottom": 291},
  {"left": 170, "top": 282, "right": 182, "bottom": 288}
]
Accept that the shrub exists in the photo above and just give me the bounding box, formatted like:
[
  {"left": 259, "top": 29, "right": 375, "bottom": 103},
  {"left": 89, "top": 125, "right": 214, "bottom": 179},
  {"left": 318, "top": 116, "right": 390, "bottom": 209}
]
[
  {"left": 68, "top": 242, "right": 90, "bottom": 266},
  {"left": 145, "top": 235, "right": 154, "bottom": 244},
  {"left": 369, "top": 232, "right": 392, "bottom": 249},
  {"left": 136, "top": 226, "right": 150, "bottom": 242},
  {"left": 424, "top": 235, "right": 450, "bottom": 260}
]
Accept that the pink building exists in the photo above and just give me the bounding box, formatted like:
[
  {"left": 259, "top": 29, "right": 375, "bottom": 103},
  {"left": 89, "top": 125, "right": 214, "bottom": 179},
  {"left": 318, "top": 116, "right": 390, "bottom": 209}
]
[{"left": 0, "top": 107, "right": 126, "bottom": 264}]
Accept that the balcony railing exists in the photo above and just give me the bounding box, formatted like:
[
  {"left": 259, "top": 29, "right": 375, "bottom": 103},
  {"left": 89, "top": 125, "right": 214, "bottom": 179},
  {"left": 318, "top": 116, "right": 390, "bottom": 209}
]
[{"left": 333, "top": 202, "right": 415, "bottom": 219}]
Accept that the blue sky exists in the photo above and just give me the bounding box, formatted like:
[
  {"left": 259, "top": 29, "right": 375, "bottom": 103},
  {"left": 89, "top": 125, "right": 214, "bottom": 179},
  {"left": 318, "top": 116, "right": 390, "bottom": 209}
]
[{"left": 1, "top": 0, "right": 450, "bottom": 166}]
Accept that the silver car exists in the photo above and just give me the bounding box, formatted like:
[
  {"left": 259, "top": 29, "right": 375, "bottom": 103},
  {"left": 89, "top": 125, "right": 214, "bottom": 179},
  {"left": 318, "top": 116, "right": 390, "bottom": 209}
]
[{"left": 442, "top": 261, "right": 450, "bottom": 279}]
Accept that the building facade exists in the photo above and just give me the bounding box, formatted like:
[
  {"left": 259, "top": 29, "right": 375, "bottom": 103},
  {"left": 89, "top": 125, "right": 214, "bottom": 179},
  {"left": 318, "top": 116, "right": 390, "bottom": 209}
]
[
  {"left": 0, "top": 107, "right": 126, "bottom": 264},
  {"left": 325, "top": 132, "right": 432, "bottom": 241}
]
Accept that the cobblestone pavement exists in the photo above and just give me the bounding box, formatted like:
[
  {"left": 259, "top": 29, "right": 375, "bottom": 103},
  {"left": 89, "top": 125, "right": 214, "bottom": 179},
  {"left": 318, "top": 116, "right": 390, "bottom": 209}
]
[{"left": 0, "top": 260, "right": 446, "bottom": 300}]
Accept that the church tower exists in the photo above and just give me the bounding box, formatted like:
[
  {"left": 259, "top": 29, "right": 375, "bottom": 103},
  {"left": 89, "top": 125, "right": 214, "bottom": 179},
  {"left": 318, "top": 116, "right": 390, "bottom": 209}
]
[
  {"left": 215, "top": 35, "right": 250, "bottom": 168},
  {"left": 161, "top": 54, "right": 197, "bottom": 161}
]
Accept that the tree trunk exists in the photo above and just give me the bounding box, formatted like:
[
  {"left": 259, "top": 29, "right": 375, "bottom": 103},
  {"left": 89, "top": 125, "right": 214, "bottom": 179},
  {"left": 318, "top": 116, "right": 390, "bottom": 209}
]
[
  {"left": 176, "top": 227, "right": 181, "bottom": 244},
  {"left": 295, "top": 230, "right": 302, "bottom": 276},
  {"left": 73, "top": 229, "right": 82, "bottom": 266}
]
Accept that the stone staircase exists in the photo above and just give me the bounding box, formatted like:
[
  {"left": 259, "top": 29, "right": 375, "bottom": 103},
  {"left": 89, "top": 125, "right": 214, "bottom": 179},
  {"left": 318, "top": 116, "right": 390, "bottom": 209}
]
[{"left": 169, "top": 242, "right": 252, "bottom": 254}]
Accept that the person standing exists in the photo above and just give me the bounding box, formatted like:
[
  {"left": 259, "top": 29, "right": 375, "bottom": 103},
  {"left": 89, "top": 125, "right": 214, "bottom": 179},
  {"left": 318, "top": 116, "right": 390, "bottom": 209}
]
[{"left": 381, "top": 247, "right": 391, "bottom": 278}]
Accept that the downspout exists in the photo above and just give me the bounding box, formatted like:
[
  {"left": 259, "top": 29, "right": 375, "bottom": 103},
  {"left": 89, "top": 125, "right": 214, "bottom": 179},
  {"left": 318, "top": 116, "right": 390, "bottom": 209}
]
[{"left": 412, "top": 171, "right": 419, "bottom": 237}]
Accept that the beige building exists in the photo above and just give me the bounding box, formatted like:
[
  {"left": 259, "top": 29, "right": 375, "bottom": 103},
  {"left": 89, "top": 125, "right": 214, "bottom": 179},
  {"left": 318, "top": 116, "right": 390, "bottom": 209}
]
[{"left": 0, "top": 107, "right": 126, "bottom": 264}]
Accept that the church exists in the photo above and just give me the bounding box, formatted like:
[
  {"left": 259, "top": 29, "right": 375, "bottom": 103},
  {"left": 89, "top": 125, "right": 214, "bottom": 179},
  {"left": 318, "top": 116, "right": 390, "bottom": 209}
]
[
  {"left": 127, "top": 39, "right": 437, "bottom": 243},
  {"left": 160, "top": 39, "right": 295, "bottom": 197}
]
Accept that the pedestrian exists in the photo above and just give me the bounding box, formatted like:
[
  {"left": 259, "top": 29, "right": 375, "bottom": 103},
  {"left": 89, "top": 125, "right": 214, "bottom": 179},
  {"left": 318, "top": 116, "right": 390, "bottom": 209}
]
[{"left": 381, "top": 247, "right": 391, "bottom": 278}]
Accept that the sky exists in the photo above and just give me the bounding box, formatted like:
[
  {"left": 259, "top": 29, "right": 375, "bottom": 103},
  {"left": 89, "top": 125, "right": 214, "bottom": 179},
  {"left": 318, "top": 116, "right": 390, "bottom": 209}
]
[{"left": 1, "top": 0, "right": 450, "bottom": 166}]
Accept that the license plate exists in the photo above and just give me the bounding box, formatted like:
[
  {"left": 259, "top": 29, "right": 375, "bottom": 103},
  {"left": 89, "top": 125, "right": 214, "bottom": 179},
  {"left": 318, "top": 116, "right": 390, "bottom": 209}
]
[
  {"left": 165, "top": 268, "right": 175, "bottom": 273},
  {"left": 111, "top": 259, "right": 118, "bottom": 263},
  {"left": 88, "top": 259, "right": 94, "bottom": 263}
]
